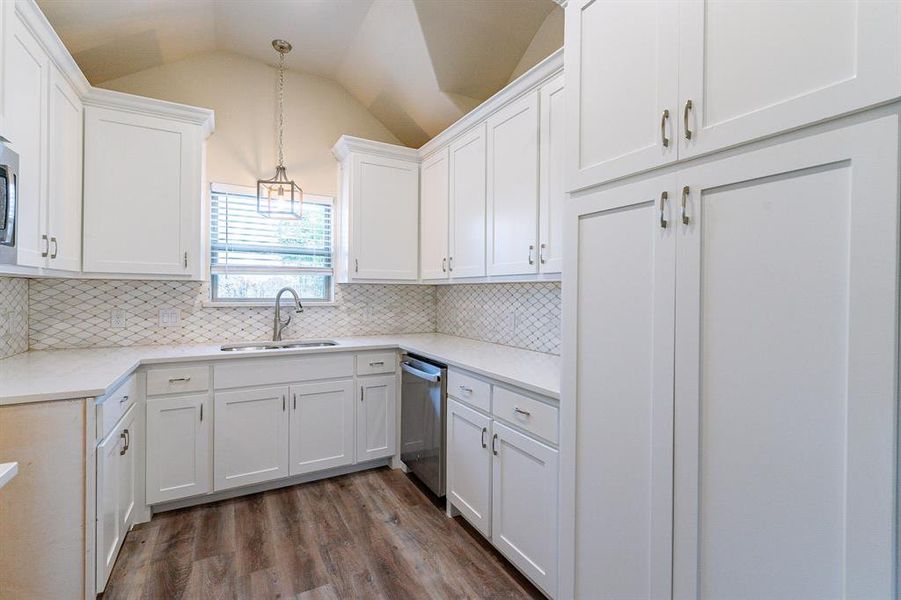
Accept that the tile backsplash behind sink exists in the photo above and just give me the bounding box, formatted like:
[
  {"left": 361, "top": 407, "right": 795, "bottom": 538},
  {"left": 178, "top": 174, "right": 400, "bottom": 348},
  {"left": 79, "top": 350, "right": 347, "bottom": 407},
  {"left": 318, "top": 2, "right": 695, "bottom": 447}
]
[{"left": 5, "top": 278, "right": 560, "bottom": 355}]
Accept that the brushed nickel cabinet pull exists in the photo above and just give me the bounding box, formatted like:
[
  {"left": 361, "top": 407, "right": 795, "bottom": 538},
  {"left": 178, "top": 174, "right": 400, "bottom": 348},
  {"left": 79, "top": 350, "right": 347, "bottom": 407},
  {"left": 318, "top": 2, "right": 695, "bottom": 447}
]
[
  {"left": 369, "top": 361, "right": 384, "bottom": 366},
  {"left": 293, "top": 394, "right": 297, "bottom": 410},
  {"left": 513, "top": 406, "right": 531, "bottom": 417},
  {"left": 168, "top": 377, "right": 191, "bottom": 383},
  {"left": 449, "top": 256, "right": 454, "bottom": 271},
  {"left": 119, "top": 394, "right": 129, "bottom": 404},
  {"left": 659, "top": 191, "right": 669, "bottom": 229},
  {"left": 492, "top": 433, "right": 498, "bottom": 456},
  {"left": 120, "top": 431, "right": 127, "bottom": 455},
  {"left": 200, "top": 404, "right": 203, "bottom": 421},
  {"left": 681, "top": 186, "right": 690, "bottom": 225},
  {"left": 539, "top": 243, "right": 546, "bottom": 264},
  {"left": 184, "top": 252, "right": 188, "bottom": 268},
  {"left": 528, "top": 245, "right": 534, "bottom": 265},
  {"left": 50, "top": 237, "right": 58, "bottom": 259},
  {"left": 683, "top": 99, "right": 693, "bottom": 140},
  {"left": 661, "top": 109, "right": 670, "bottom": 147},
  {"left": 360, "top": 386, "right": 364, "bottom": 402},
  {"left": 442, "top": 257, "right": 447, "bottom": 272},
  {"left": 282, "top": 395, "right": 286, "bottom": 411},
  {"left": 354, "top": 258, "right": 359, "bottom": 273},
  {"left": 481, "top": 427, "right": 487, "bottom": 448},
  {"left": 41, "top": 235, "right": 48, "bottom": 258},
  {"left": 459, "top": 385, "right": 473, "bottom": 394}
]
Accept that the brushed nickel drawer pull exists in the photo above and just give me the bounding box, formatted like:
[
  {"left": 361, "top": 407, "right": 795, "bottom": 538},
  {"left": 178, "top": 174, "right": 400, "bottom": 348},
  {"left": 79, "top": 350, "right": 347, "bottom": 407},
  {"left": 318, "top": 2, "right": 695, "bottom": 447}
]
[
  {"left": 513, "top": 406, "right": 531, "bottom": 417},
  {"left": 168, "top": 377, "right": 191, "bottom": 383},
  {"left": 369, "top": 361, "right": 385, "bottom": 366},
  {"left": 459, "top": 385, "right": 473, "bottom": 394},
  {"left": 119, "top": 395, "right": 129, "bottom": 404},
  {"left": 661, "top": 109, "right": 670, "bottom": 147}
]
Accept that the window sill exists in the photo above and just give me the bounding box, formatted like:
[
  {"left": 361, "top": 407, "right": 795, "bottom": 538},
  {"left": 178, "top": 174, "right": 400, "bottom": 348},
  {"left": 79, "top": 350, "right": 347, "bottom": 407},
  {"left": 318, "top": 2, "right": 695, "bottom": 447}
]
[{"left": 201, "top": 300, "right": 339, "bottom": 308}]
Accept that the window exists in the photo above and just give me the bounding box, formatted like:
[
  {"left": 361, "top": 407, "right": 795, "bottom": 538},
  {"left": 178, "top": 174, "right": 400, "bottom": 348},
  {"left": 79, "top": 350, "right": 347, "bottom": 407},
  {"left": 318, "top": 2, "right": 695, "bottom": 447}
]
[{"left": 209, "top": 183, "right": 334, "bottom": 303}]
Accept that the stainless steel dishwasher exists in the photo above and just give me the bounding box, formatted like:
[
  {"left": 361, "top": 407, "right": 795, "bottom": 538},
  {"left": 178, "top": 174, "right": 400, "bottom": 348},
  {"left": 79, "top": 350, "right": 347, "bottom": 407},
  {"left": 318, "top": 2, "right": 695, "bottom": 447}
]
[{"left": 400, "top": 354, "right": 447, "bottom": 497}]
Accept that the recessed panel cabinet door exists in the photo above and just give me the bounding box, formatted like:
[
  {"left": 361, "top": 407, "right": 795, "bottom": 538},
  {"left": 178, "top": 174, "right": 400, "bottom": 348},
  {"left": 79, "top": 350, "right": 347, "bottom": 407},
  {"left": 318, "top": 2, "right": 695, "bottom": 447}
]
[
  {"left": 356, "top": 375, "right": 397, "bottom": 462},
  {"left": 289, "top": 379, "right": 355, "bottom": 475},
  {"left": 352, "top": 154, "right": 419, "bottom": 280},
  {"left": 560, "top": 172, "right": 675, "bottom": 600},
  {"left": 117, "top": 405, "right": 138, "bottom": 534},
  {"left": 486, "top": 90, "right": 540, "bottom": 276},
  {"left": 215, "top": 386, "right": 290, "bottom": 491},
  {"left": 146, "top": 393, "right": 211, "bottom": 504},
  {"left": 46, "top": 65, "right": 83, "bottom": 272},
  {"left": 96, "top": 424, "right": 122, "bottom": 592},
  {"left": 449, "top": 123, "right": 487, "bottom": 278},
  {"left": 491, "top": 421, "right": 558, "bottom": 596},
  {"left": 6, "top": 14, "right": 48, "bottom": 268},
  {"left": 447, "top": 398, "right": 492, "bottom": 536},
  {"left": 420, "top": 148, "right": 449, "bottom": 280},
  {"left": 679, "top": 0, "right": 901, "bottom": 159},
  {"left": 538, "top": 74, "right": 565, "bottom": 274},
  {"left": 564, "top": 0, "right": 678, "bottom": 191},
  {"left": 673, "top": 114, "right": 899, "bottom": 600},
  {"left": 83, "top": 106, "right": 200, "bottom": 275}
]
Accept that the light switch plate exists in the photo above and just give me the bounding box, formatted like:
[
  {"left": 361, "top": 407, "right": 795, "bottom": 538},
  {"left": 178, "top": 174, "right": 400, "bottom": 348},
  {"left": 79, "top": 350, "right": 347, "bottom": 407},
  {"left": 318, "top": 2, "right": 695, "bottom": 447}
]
[
  {"left": 158, "top": 308, "right": 181, "bottom": 327},
  {"left": 110, "top": 309, "right": 126, "bottom": 329}
]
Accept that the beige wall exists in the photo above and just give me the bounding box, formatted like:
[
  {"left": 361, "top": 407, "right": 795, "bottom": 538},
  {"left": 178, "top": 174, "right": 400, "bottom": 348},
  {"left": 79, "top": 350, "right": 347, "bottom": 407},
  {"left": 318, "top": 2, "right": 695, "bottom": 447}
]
[
  {"left": 508, "top": 7, "right": 564, "bottom": 83},
  {"left": 100, "top": 51, "right": 402, "bottom": 197}
]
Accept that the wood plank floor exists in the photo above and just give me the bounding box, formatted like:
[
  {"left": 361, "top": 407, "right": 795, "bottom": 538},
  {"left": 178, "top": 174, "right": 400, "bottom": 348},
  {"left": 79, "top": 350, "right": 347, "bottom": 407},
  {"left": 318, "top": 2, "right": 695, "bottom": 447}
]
[{"left": 103, "top": 467, "right": 545, "bottom": 599}]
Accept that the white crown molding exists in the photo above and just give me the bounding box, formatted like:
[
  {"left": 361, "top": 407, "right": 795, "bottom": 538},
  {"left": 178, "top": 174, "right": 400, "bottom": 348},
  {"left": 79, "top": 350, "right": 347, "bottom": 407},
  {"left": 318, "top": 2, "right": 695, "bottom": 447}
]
[
  {"left": 417, "top": 47, "right": 563, "bottom": 158},
  {"left": 331, "top": 135, "right": 420, "bottom": 163},
  {"left": 83, "top": 88, "right": 216, "bottom": 138},
  {"left": 552, "top": 0, "right": 568, "bottom": 6},
  {"left": 15, "top": 0, "right": 91, "bottom": 96}
]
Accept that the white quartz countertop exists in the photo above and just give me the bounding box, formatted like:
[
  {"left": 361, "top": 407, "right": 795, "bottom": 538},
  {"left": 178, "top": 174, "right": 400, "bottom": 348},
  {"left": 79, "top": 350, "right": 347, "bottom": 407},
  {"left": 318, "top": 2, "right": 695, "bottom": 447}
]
[
  {"left": 0, "top": 462, "right": 17, "bottom": 489},
  {"left": 0, "top": 334, "right": 560, "bottom": 405}
]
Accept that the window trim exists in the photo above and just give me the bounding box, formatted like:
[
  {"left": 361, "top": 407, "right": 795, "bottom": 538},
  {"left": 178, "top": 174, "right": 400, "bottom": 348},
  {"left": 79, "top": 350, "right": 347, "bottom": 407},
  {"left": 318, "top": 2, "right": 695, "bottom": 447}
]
[{"left": 206, "top": 182, "right": 336, "bottom": 306}]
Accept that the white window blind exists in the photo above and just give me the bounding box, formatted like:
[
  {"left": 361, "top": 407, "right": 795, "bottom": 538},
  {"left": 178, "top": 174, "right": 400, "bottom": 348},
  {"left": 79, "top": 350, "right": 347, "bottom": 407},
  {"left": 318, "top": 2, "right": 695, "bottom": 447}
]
[{"left": 209, "top": 184, "right": 334, "bottom": 303}]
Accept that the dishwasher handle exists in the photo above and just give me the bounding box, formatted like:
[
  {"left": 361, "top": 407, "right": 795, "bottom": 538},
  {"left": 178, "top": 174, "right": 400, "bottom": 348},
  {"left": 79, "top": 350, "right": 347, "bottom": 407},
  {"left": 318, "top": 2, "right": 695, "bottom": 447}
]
[{"left": 401, "top": 361, "right": 441, "bottom": 382}]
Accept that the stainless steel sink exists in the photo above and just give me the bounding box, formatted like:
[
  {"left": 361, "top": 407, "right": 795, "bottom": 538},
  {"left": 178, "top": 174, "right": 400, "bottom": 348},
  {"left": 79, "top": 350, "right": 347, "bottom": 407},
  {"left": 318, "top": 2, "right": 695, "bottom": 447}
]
[{"left": 220, "top": 340, "right": 339, "bottom": 352}]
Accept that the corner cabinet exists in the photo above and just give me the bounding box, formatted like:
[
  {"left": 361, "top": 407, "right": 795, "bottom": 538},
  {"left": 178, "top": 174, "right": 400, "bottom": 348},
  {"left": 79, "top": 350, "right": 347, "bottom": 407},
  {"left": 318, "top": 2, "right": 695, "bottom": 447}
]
[
  {"left": 333, "top": 136, "right": 420, "bottom": 282},
  {"left": 82, "top": 90, "right": 214, "bottom": 278}
]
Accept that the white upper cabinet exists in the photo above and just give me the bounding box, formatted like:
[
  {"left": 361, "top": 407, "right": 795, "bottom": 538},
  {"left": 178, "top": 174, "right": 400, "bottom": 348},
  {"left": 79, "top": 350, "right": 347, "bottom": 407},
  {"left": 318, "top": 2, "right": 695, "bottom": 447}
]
[
  {"left": 564, "top": 0, "right": 679, "bottom": 191},
  {"left": 486, "top": 90, "right": 540, "bottom": 276},
  {"left": 420, "top": 148, "right": 450, "bottom": 281},
  {"left": 46, "top": 64, "right": 82, "bottom": 272},
  {"left": 333, "top": 136, "right": 420, "bottom": 282},
  {"left": 538, "top": 74, "right": 564, "bottom": 274},
  {"left": 6, "top": 9, "right": 48, "bottom": 268},
  {"left": 679, "top": 0, "right": 901, "bottom": 159},
  {"left": 83, "top": 98, "right": 211, "bottom": 278},
  {"left": 449, "top": 123, "right": 487, "bottom": 278}
]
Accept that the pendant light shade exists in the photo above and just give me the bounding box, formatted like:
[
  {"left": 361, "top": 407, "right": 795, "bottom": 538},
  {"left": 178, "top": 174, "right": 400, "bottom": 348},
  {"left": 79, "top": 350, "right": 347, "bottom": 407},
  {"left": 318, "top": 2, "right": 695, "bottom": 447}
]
[{"left": 258, "top": 39, "right": 303, "bottom": 219}]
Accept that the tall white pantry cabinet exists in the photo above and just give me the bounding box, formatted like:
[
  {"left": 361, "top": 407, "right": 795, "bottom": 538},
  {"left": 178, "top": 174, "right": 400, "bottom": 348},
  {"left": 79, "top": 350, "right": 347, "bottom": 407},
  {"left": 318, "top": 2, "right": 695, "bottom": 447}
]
[{"left": 561, "top": 1, "right": 901, "bottom": 599}]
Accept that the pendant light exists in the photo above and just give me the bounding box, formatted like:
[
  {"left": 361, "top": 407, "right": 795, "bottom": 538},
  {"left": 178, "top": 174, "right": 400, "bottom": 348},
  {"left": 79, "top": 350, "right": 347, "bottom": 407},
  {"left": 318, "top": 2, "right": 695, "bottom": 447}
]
[{"left": 257, "top": 39, "right": 303, "bottom": 219}]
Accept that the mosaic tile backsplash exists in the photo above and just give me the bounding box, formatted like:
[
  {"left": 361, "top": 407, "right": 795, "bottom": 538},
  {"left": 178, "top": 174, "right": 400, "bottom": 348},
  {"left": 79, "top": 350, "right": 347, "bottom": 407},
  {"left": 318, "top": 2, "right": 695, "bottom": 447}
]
[
  {"left": 2, "top": 278, "right": 561, "bottom": 355},
  {"left": 0, "top": 277, "right": 28, "bottom": 359},
  {"left": 436, "top": 282, "right": 561, "bottom": 355}
]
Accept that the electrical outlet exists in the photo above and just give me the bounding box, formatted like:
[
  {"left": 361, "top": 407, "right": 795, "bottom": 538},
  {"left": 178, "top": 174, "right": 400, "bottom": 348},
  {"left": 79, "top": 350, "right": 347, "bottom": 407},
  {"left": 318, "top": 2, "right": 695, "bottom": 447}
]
[
  {"left": 110, "top": 309, "right": 126, "bottom": 329},
  {"left": 158, "top": 308, "right": 181, "bottom": 327}
]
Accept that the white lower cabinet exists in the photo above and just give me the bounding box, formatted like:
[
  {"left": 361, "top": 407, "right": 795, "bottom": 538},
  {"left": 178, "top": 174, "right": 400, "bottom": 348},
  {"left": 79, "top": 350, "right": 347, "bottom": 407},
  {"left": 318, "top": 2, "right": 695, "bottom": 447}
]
[
  {"left": 146, "top": 393, "right": 211, "bottom": 504},
  {"left": 214, "top": 385, "right": 290, "bottom": 491},
  {"left": 491, "top": 421, "right": 558, "bottom": 595},
  {"left": 447, "top": 374, "right": 559, "bottom": 598},
  {"left": 447, "top": 399, "right": 492, "bottom": 536},
  {"left": 96, "top": 403, "right": 138, "bottom": 593},
  {"left": 290, "top": 379, "right": 355, "bottom": 475},
  {"left": 356, "top": 374, "right": 397, "bottom": 462}
]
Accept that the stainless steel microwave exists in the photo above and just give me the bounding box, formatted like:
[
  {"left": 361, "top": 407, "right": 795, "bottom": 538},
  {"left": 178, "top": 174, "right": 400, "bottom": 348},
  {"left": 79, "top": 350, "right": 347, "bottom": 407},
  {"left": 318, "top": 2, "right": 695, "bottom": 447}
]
[{"left": 0, "top": 142, "right": 18, "bottom": 265}]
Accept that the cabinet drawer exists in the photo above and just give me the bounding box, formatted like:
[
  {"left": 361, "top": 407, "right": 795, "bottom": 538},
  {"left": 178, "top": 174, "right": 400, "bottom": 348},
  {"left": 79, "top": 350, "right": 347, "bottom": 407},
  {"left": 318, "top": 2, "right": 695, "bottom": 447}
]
[
  {"left": 448, "top": 369, "right": 491, "bottom": 413},
  {"left": 146, "top": 366, "right": 210, "bottom": 396},
  {"left": 214, "top": 354, "right": 354, "bottom": 389},
  {"left": 96, "top": 374, "right": 137, "bottom": 440},
  {"left": 492, "top": 386, "right": 558, "bottom": 444},
  {"left": 357, "top": 352, "right": 396, "bottom": 376}
]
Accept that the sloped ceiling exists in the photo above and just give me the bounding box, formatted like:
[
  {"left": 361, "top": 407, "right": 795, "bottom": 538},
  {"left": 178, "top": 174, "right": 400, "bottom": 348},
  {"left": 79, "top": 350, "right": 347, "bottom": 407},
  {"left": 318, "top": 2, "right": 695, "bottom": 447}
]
[{"left": 36, "top": 0, "right": 561, "bottom": 147}]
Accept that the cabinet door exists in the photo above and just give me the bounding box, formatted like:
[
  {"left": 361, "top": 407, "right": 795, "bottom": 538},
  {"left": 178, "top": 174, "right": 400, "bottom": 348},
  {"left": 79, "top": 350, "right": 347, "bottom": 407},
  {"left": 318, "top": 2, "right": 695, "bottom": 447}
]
[
  {"left": 96, "top": 422, "right": 122, "bottom": 592},
  {"left": 560, "top": 172, "right": 676, "bottom": 599},
  {"left": 491, "top": 421, "right": 558, "bottom": 596},
  {"left": 420, "top": 148, "right": 449, "bottom": 280},
  {"left": 538, "top": 74, "right": 564, "bottom": 274},
  {"left": 564, "top": 0, "right": 678, "bottom": 191},
  {"left": 352, "top": 154, "right": 419, "bottom": 280},
  {"left": 46, "top": 65, "right": 82, "bottom": 272},
  {"left": 0, "top": 0, "right": 8, "bottom": 135},
  {"left": 117, "top": 404, "right": 138, "bottom": 534},
  {"left": 83, "top": 106, "right": 200, "bottom": 275},
  {"left": 6, "top": 13, "right": 48, "bottom": 268},
  {"left": 214, "top": 386, "right": 289, "bottom": 491},
  {"left": 449, "top": 124, "right": 486, "bottom": 278},
  {"left": 146, "top": 393, "right": 211, "bottom": 504},
  {"left": 486, "top": 90, "right": 540, "bottom": 276},
  {"left": 356, "top": 375, "right": 397, "bottom": 462},
  {"left": 673, "top": 114, "right": 899, "bottom": 600},
  {"left": 679, "top": 1, "right": 901, "bottom": 159},
  {"left": 289, "top": 379, "right": 355, "bottom": 475},
  {"left": 447, "top": 398, "right": 492, "bottom": 537}
]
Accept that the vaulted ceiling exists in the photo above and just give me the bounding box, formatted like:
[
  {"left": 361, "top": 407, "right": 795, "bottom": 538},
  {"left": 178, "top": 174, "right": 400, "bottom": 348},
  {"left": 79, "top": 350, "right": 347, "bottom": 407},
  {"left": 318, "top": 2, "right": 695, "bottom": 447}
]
[{"left": 36, "top": 0, "right": 562, "bottom": 147}]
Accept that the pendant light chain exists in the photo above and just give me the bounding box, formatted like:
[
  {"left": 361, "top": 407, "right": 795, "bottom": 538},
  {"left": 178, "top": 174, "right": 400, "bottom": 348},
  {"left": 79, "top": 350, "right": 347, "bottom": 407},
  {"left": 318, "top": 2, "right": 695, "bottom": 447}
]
[{"left": 277, "top": 50, "right": 285, "bottom": 169}]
